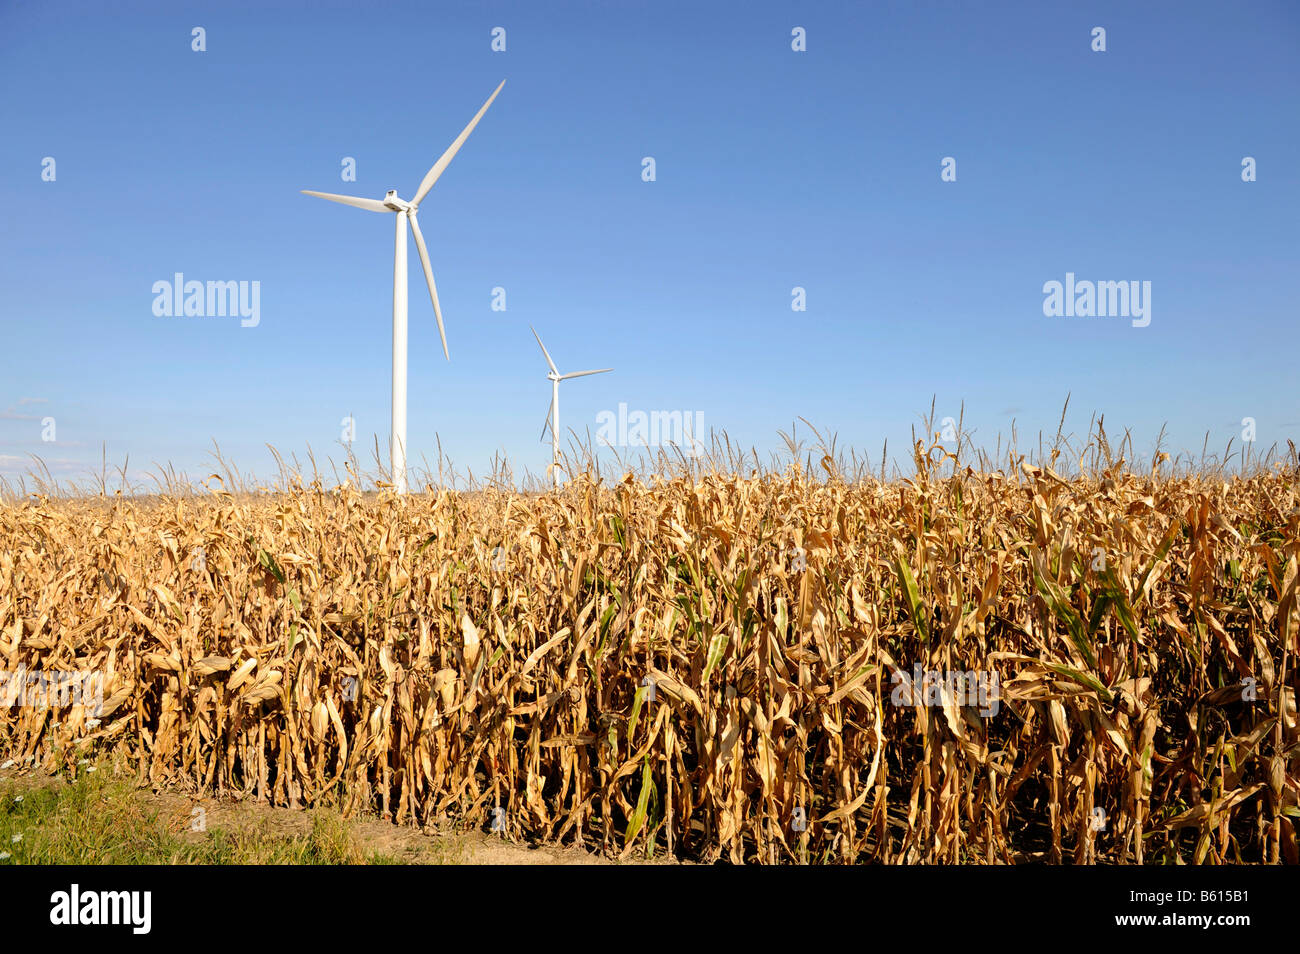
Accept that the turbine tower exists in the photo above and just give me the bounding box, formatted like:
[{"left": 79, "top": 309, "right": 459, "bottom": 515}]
[
  {"left": 301, "top": 80, "right": 505, "bottom": 494},
  {"left": 531, "top": 326, "right": 612, "bottom": 488}
]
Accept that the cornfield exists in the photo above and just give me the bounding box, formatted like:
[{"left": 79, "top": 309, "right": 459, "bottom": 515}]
[{"left": 2, "top": 436, "right": 1298, "bottom": 864}]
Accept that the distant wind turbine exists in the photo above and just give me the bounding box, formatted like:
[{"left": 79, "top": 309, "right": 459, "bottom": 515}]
[
  {"left": 531, "top": 326, "right": 612, "bottom": 487},
  {"left": 301, "top": 80, "right": 505, "bottom": 494}
]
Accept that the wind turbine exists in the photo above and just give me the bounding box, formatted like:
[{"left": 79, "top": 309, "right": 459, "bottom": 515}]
[
  {"left": 531, "top": 326, "right": 612, "bottom": 487},
  {"left": 301, "top": 80, "right": 505, "bottom": 494}
]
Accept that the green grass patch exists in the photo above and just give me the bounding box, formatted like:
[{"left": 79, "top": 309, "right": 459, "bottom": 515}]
[{"left": 0, "top": 769, "right": 400, "bottom": 865}]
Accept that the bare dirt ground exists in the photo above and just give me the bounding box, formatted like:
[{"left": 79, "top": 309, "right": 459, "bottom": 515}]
[{"left": 152, "top": 790, "right": 616, "bottom": 865}]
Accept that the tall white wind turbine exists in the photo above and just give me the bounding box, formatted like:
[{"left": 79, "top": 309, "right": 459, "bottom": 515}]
[
  {"left": 531, "top": 326, "right": 612, "bottom": 487},
  {"left": 301, "top": 80, "right": 505, "bottom": 494}
]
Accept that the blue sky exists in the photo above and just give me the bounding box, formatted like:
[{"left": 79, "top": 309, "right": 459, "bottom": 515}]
[{"left": 1, "top": 0, "right": 1297, "bottom": 487}]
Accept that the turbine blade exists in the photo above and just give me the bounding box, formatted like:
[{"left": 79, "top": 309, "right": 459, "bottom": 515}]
[
  {"left": 412, "top": 80, "right": 506, "bottom": 207},
  {"left": 559, "top": 368, "right": 613, "bottom": 380},
  {"left": 300, "top": 190, "right": 389, "bottom": 213},
  {"left": 407, "top": 213, "right": 449, "bottom": 360},
  {"left": 540, "top": 394, "right": 555, "bottom": 441},
  {"left": 530, "top": 325, "right": 559, "bottom": 375}
]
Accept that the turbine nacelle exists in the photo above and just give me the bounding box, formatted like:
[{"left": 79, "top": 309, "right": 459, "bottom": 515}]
[{"left": 383, "top": 191, "right": 412, "bottom": 212}]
